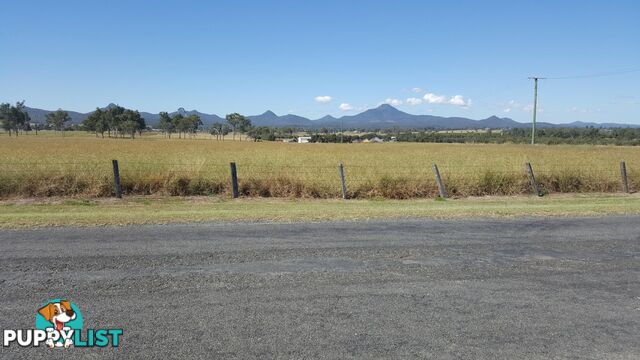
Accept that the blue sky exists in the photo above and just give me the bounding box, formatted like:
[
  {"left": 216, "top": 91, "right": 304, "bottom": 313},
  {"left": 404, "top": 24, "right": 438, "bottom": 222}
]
[{"left": 1, "top": 0, "right": 638, "bottom": 123}]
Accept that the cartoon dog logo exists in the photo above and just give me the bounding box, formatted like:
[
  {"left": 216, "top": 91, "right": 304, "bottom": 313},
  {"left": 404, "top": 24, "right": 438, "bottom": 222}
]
[{"left": 37, "top": 300, "right": 77, "bottom": 348}]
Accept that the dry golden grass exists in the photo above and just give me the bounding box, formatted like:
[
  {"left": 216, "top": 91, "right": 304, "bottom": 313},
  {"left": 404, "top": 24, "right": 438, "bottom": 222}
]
[{"left": 0, "top": 132, "right": 638, "bottom": 198}]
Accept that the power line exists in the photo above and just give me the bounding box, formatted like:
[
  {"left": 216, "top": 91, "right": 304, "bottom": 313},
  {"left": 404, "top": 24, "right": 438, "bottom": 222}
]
[
  {"left": 525, "top": 67, "right": 639, "bottom": 144},
  {"left": 544, "top": 68, "right": 640, "bottom": 80}
]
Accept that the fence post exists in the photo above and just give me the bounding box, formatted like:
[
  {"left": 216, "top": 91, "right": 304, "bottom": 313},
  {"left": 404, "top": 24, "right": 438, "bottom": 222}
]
[
  {"left": 432, "top": 164, "right": 448, "bottom": 198},
  {"left": 338, "top": 163, "right": 347, "bottom": 199},
  {"left": 230, "top": 162, "right": 239, "bottom": 198},
  {"left": 525, "top": 162, "right": 543, "bottom": 197},
  {"left": 620, "top": 161, "right": 629, "bottom": 193},
  {"left": 112, "top": 159, "right": 122, "bottom": 199}
]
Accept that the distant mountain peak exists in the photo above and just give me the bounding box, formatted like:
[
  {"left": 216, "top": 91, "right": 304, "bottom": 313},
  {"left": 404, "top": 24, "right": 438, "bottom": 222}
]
[
  {"left": 370, "top": 104, "right": 407, "bottom": 114},
  {"left": 21, "top": 104, "right": 639, "bottom": 130},
  {"left": 350, "top": 103, "right": 411, "bottom": 122},
  {"left": 374, "top": 104, "right": 407, "bottom": 113}
]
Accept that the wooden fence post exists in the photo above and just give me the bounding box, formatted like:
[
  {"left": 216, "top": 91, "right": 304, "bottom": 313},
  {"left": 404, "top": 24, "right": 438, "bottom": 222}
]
[
  {"left": 112, "top": 159, "right": 122, "bottom": 199},
  {"left": 338, "top": 163, "right": 347, "bottom": 199},
  {"left": 620, "top": 161, "right": 629, "bottom": 193},
  {"left": 230, "top": 162, "right": 239, "bottom": 198},
  {"left": 432, "top": 164, "right": 448, "bottom": 198},
  {"left": 525, "top": 162, "right": 543, "bottom": 197}
]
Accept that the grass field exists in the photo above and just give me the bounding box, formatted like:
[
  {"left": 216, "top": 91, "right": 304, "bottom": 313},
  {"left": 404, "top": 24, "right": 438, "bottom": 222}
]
[
  {"left": 0, "top": 131, "right": 638, "bottom": 198},
  {"left": 1, "top": 194, "right": 639, "bottom": 228}
]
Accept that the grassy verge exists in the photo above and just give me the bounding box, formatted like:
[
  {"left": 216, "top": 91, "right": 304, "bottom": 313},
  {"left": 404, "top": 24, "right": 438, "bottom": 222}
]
[{"left": 1, "top": 194, "right": 639, "bottom": 229}]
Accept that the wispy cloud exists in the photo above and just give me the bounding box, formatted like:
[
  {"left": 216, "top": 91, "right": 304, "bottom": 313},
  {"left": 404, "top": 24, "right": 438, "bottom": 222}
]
[
  {"left": 406, "top": 97, "right": 423, "bottom": 105},
  {"left": 448, "top": 95, "right": 470, "bottom": 107},
  {"left": 503, "top": 100, "right": 520, "bottom": 113},
  {"left": 423, "top": 93, "right": 447, "bottom": 104},
  {"left": 423, "top": 92, "right": 470, "bottom": 107},
  {"left": 503, "top": 100, "right": 543, "bottom": 113},
  {"left": 411, "top": 87, "right": 424, "bottom": 93},
  {"left": 314, "top": 95, "right": 332, "bottom": 104},
  {"left": 382, "top": 98, "right": 403, "bottom": 106},
  {"left": 339, "top": 103, "right": 353, "bottom": 111}
]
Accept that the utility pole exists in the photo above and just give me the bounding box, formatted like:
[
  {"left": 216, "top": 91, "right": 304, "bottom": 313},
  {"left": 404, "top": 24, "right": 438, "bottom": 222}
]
[
  {"left": 340, "top": 118, "right": 344, "bottom": 143},
  {"left": 528, "top": 76, "right": 545, "bottom": 145}
]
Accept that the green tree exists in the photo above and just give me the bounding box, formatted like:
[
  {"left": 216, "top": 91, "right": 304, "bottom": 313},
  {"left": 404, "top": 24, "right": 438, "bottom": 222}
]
[
  {"left": 105, "top": 105, "right": 125, "bottom": 137},
  {"left": 184, "top": 114, "right": 202, "bottom": 137},
  {"left": 119, "top": 110, "right": 146, "bottom": 139},
  {"left": 225, "top": 113, "right": 250, "bottom": 140},
  {"left": 0, "top": 103, "right": 13, "bottom": 135},
  {"left": 81, "top": 106, "right": 145, "bottom": 139},
  {"left": 246, "top": 126, "right": 276, "bottom": 142},
  {"left": 33, "top": 122, "right": 44, "bottom": 135},
  {"left": 238, "top": 116, "right": 252, "bottom": 140},
  {"left": 1, "top": 101, "right": 31, "bottom": 136},
  {"left": 83, "top": 108, "right": 109, "bottom": 137},
  {"left": 159, "top": 112, "right": 174, "bottom": 138},
  {"left": 172, "top": 114, "right": 186, "bottom": 138},
  {"left": 172, "top": 114, "right": 202, "bottom": 139},
  {"left": 120, "top": 120, "right": 137, "bottom": 139},
  {"left": 45, "top": 109, "right": 71, "bottom": 135},
  {"left": 210, "top": 122, "right": 230, "bottom": 140},
  {"left": 18, "top": 102, "right": 31, "bottom": 135}
]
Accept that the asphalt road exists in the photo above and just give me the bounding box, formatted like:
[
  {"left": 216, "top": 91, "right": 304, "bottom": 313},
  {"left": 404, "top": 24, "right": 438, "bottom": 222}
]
[{"left": 0, "top": 217, "right": 639, "bottom": 359}]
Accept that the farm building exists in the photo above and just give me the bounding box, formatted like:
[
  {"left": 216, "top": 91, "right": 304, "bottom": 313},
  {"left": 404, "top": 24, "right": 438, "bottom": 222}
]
[{"left": 363, "top": 137, "right": 384, "bottom": 143}]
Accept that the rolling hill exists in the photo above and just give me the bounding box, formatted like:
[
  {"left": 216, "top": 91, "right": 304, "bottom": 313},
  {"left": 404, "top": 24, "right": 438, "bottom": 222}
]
[{"left": 22, "top": 103, "right": 639, "bottom": 130}]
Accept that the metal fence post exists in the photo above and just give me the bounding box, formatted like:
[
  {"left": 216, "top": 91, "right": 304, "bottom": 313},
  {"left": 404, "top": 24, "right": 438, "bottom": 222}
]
[
  {"left": 620, "top": 161, "right": 629, "bottom": 193},
  {"left": 525, "top": 162, "right": 543, "bottom": 197},
  {"left": 230, "top": 162, "right": 239, "bottom": 198},
  {"left": 338, "top": 163, "right": 347, "bottom": 199},
  {"left": 432, "top": 164, "right": 448, "bottom": 198},
  {"left": 112, "top": 159, "right": 122, "bottom": 199}
]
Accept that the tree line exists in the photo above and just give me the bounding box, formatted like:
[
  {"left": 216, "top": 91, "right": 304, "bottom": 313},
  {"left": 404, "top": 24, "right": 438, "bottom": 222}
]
[
  {"left": 158, "top": 112, "right": 252, "bottom": 140},
  {"left": 5, "top": 101, "right": 640, "bottom": 145},
  {"left": 1, "top": 101, "right": 76, "bottom": 136},
  {"left": 310, "top": 128, "right": 640, "bottom": 145},
  {"left": 1, "top": 102, "right": 262, "bottom": 140},
  {"left": 83, "top": 105, "right": 146, "bottom": 138},
  {"left": 157, "top": 112, "right": 202, "bottom": 139},
  {"left": 0, "top": 102, "right": 31, "bottom": 136}
]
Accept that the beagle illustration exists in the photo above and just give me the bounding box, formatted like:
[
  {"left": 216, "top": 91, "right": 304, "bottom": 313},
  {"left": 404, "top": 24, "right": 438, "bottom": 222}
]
[{"left": 38, "top": 300, "right": 76, "bottom": 348}]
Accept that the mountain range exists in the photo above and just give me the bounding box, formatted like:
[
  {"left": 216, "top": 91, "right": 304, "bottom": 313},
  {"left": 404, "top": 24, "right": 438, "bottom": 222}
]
[{"left": 22, "top": 103, "right": 639, "bottom": 130}]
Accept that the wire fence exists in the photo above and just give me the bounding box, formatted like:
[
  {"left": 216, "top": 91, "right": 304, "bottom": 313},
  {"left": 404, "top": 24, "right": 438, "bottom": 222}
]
[{"left": 0, "top": 160, "right": 635, "bottom": 198}]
